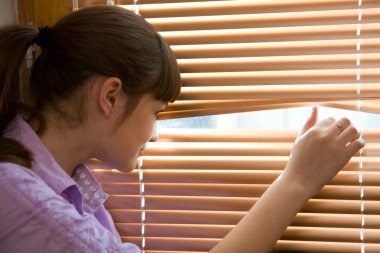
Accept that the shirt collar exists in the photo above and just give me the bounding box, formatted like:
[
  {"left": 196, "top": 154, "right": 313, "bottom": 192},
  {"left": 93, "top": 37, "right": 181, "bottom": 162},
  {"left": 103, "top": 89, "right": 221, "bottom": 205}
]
[{"left": 72, "top": 164, "right": 108, "bottom": 213}]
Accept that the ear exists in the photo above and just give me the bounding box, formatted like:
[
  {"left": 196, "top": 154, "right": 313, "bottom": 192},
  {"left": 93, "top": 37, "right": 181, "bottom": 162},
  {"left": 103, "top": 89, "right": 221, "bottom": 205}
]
[{"left": 98, "top": 77, "right": 124, "bottom": 118}]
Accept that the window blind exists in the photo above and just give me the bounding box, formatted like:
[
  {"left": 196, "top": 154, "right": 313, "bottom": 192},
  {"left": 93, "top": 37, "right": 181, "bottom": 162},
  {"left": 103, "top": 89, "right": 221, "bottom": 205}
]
[{"left": 17, "top": 0, "right": 380, "bottom": 252}]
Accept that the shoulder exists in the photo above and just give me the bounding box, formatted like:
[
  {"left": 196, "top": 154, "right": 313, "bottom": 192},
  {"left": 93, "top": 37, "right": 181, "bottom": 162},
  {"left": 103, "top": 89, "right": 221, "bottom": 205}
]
[
  {"left": 0, "top": 162, "right": 55, "bottom": 211},
  {"left": 0, "top": 162, "right": 47, "bottom": 207},
  {"left": 0, "top": 161, "right": 37, "bottom": 180},
  {"left": 0, "top": 162, "right": 62, "bottom": 240},
  {"left": 0, "top": 162, "right": 136, "bottom": 253}
]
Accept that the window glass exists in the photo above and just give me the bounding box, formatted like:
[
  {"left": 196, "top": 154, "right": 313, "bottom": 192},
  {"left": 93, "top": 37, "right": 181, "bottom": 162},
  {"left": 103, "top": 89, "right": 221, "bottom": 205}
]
[{"left": 158, "top": 106, "right": 380, "bottom": 130}]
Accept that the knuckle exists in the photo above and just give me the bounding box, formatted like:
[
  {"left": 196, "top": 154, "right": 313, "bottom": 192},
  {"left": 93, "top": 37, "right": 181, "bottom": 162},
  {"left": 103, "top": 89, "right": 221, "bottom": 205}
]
[
  {"left": 339, "top": 117, "right": 351, "bottom": 126},
  {"left": 349, "top": 126, "right": 360, "bottom": 137},
  {"left": 326, "top": 117, "right": 336, "bottom": 124},
  {"left": 349, "top": 139, "right": 365, "bottom": 152},
  {"left": 352, "top": 140, "right": 363, "bottom": 151}
]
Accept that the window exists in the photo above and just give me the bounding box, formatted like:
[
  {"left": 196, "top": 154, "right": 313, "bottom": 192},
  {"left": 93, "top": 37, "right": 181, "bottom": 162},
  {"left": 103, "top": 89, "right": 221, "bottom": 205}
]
[{"left": 18, "top": 0, "right": 380, "bottom": 252}]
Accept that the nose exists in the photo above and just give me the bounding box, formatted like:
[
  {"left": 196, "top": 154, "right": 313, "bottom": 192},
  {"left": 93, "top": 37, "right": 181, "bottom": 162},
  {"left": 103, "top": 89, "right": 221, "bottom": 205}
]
[{"left": 150, "top": 123, "right": 158, "bottom": 142}]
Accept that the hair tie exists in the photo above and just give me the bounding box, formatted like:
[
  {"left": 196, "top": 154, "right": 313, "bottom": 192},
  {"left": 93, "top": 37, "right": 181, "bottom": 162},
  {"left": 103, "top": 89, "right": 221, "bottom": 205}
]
[{"left": 34, "top": 26, "right": 52, "bottom": 49}]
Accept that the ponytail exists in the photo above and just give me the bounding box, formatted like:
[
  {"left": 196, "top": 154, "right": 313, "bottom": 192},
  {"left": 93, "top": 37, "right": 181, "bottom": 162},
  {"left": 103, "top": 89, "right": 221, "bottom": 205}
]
[{"left": 0, "top": 25, "right": 38, "bottom": 168}]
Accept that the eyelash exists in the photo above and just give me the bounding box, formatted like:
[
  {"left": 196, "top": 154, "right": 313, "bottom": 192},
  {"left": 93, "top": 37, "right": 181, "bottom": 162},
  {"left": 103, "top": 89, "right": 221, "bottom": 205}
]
[{"left": 156, "top": 109, "right": 165, "bottom": 115}]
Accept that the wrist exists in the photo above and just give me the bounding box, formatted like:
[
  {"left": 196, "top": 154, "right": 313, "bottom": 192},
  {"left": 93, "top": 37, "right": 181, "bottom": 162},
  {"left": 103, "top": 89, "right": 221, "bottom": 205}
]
[{"left": 276, "top": 171, "right": 313, "bottom": 203}]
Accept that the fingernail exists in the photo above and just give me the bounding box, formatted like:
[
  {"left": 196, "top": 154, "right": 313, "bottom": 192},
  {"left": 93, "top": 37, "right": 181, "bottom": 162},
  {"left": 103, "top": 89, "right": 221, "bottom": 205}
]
[{"left": 358, "top": 137, "right": 365, "bottom": 146}]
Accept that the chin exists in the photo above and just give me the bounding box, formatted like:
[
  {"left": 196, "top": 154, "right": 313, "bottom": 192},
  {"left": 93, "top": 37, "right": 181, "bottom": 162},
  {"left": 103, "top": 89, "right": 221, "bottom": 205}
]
[
  {"left": 104, "top": 159, "right": 137, "bottom": 173},
  {"left": 116, "top": 162, "right": 137, "bottom": 172}
]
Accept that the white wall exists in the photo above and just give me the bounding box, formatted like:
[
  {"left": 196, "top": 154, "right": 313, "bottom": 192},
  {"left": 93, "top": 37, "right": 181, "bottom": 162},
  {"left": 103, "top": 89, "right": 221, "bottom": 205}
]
[{"left": 0, "top": 0, "right": 16, "bottom": 27}]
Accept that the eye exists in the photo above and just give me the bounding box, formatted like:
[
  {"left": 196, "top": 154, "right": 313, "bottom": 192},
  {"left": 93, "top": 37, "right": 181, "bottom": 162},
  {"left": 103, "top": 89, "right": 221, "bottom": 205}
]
[
  {"left": 155, "top": 110, "right": 163, "bottom": 117},
  {"left": 156, "top": 108, "right": 167, "bottom": 115},
  {"left": 154, "top": 102, "right": 168, "bottom": 118}
]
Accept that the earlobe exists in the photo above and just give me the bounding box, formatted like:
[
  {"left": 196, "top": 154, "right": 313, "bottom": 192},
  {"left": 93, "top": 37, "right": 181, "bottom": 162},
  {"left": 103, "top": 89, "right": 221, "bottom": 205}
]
[{"left": 99, "top": 77, "right": 123, "bottom": 117}]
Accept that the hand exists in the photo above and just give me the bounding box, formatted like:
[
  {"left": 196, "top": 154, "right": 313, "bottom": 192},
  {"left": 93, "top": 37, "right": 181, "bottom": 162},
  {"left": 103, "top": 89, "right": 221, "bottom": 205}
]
[{"left": 282, "top": 106, "right": 365, "bottom": 198}]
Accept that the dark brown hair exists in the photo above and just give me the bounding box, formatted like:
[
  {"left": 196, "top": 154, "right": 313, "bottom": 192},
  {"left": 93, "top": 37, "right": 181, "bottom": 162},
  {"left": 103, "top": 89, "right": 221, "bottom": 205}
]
[{"left": 0, "top": 6, "right": 181, "bottom": 168}]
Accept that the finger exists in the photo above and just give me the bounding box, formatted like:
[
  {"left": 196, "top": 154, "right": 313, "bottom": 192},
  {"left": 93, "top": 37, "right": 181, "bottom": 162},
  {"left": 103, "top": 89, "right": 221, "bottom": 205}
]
[
  {"left": 330, "top": 117, "right": 351, "bottom": 134},
  {"left": 298, "top": 106, "right": 318, "bottom": 137},
  {"left": 345, "top": 137, "right": 365, "bottom": 159},
  {"left": 338, "top": 125, "right": 361, "bottom": 144}
]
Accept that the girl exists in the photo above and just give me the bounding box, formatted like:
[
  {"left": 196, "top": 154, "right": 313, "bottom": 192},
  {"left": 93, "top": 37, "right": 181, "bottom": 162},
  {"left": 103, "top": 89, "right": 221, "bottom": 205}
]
[{"left": 0, "top": 5, "right": 364, "bottom": 253}]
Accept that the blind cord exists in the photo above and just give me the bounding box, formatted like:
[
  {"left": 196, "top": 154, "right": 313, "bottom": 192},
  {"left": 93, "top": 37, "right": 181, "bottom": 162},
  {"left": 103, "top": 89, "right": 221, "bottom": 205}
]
[
  {"left": 107, "top": 0, "right": 115, "bottom": 6},
  {"left": 136, "top": 0, "right": 143, "bottom": 249},
  {"left": 138, "top": 157, "right": 146, "bottom": 253},
  {"left": 72, "top": 0, "right": 78, "bottom": 12},
  {"left": 356, "top": 0, "right": 365, "bottom": 252},
  {"left": 134, "top": 0, "right": 140, "bottom": 16}
]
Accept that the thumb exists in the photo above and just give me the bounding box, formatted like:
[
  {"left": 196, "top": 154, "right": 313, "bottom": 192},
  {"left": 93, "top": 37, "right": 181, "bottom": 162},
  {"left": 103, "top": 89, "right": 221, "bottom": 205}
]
[{"left": 298, "top": 106, "right": 318, "bottom": 138}]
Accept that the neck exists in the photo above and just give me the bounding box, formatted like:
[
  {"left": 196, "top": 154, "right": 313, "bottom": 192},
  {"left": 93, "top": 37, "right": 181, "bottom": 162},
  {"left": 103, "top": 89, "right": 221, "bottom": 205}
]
[{"left": 33, "top": 113, "right": 94, "bottom": 176}]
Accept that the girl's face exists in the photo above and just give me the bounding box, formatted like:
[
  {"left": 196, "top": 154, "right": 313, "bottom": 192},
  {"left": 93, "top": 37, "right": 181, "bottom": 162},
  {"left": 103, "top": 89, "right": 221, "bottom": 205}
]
[{"left": 101, "top": 93, "right": 167, "bottom": 172}]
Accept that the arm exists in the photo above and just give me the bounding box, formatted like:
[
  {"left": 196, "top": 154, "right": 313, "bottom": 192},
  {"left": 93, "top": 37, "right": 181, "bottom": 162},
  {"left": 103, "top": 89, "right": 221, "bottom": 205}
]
[
  {"left": 210, "top": 175, "right": 308, "bottom": 253},
  {"left": 210, "top": 107, "right": 364, "bottom": 253}
]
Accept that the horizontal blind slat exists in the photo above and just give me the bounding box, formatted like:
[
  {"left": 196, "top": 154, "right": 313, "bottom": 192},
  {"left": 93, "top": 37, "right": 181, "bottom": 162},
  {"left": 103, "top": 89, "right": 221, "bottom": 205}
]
[
  {"left": 145, "top": 142, "right": 380, "bottom": 157},
  {"left": 110, "top": 210, "right": 380, "bottom": 228},
  {"left": 117, "top": 224, "right": 380, "bottom": 243},
  {"left": 148, "top": 8, "right": 380, "bottom": 31},
  {"left": 164, "top": 99, "right": 380, "bottom": 113},
  {"left": 172, "top": 39, "right": 380, "bottom": 58},
  {"left": 160, "top": 23, "right": 379, "bottom": 45},
  {"left": 141, "top": 156, "right": 377, "bottom": 171},
  {"left": 178, "top": 83, "right": 380, "bottom": 99},
  {"left": 180, "top": 69, "right": 380, "bottom": 86},
  {"left": 121, "top": 0, "right": 380, "bottom": 18},
  {"left": 275, "top": 240, "right": 380, "bottom": 253},
  {"left": 177, "top": 54, "right": 380, "bottom": 72},
  {"left": 105, "top": 195, "right": 380, "bottom": 214},
  {"left": 122, "top": 237, "right": 380, "bottom": 252},
  {"left": 119, "top": 226, "right": 379, "bottom": 246},
  {"left": 92, "top": 169, "right": 380, "bottom": 186},
  {"left": 102, "top": 183, "right": 380, "bottom": 201}
]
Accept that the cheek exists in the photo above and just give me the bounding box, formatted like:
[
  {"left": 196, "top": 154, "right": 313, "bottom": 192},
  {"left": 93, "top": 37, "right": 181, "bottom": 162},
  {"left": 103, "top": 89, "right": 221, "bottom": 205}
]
[
  {"left": 107, "top": 114, "right": 155, "bottom": 171},
  {"left": 121, "top": 118, "right": 154, "bottom": 153},
  {"left": 138, "top": 117, "right": 156, "bottom": 143},
  {"left": 108, "top": 137, "right": 139, "bottom": 172}
]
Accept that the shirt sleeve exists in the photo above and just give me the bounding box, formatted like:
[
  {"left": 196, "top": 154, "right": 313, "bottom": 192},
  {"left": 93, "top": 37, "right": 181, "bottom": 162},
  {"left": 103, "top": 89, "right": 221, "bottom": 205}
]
[{"left": 0, "top": 163, "right": 140, "bottom": 253}]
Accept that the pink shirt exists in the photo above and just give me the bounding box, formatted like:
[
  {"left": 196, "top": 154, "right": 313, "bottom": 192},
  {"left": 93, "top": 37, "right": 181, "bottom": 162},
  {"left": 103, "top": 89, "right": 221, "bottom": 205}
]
[{"left": 0, "top": 115, "right": 140, "bottom": 252}]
